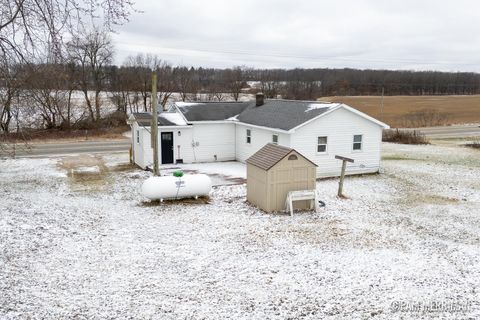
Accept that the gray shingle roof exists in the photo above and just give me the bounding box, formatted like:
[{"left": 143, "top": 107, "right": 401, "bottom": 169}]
[
  {"left": 246, "top": 143, "right": 317, "bottom": 171},
  {"left": 176, "top": 102, "right": 251, "bottom": 121},
  {"left": 237, "top": 100, "right": 338, "bottom": 131},
  {"left": 174, "top": 99, "right": 338, "bottom": 131}
]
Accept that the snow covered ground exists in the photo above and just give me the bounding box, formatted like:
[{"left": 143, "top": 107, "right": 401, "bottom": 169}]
[
  {"left": 0, "top": 143, "right": 479, "bottom": 319},
  {"left": 160, "top": 161, "right": 246, "bottom": 186}
]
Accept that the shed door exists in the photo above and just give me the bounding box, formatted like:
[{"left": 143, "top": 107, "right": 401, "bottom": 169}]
[{"left": 161, "top": 132, "right": 174, "bottom": 164}]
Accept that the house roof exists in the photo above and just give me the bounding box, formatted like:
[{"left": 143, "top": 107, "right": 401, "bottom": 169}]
[
  {"left": 131, "top": 112, "right": 188, "bottom": 127},
  {"left": 246, "top": 143, "right": 317, "bottom": 171},
  {"left": 237, "top": 100, "right": 339, "bottom": 131},
  {"left": 135, "top": 99, "right": 389, "bottom": 131},
  {"left": 175, "top": 101, "right": 250, "bottom": 121}
]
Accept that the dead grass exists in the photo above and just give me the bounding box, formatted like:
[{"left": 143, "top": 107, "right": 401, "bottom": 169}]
[
  {"left": 58, "top": 155, "right": 136, "bottom": 192},
  {"left": 319, "top": 95, "right": 480, "bottom": 127},
  {"left": 4, "top": 126, "right": 129, "bottom": 143}
]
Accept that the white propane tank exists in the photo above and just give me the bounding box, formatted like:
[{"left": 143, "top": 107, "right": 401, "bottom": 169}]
[{"left": 141, "top": 174, "right": 212, "bottom": 201}]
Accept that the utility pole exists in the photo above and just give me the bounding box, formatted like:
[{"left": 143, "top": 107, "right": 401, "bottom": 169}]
[
  {"left": 151, "top": 71, "right": 160, "bottom": 176},
  {"left": 380, "top": 86, "right": 385, "bottom": 121}
]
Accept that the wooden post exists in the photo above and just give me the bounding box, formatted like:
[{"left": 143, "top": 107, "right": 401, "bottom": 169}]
[
  {"left": 151, "top": 71, "right": 160, "bottom": 176},
  {"left": 335, "top": 155, "right": 354, "bottom": 198},
  {"left": 338, "top": 160, "right": 347, "bottom": 197}
]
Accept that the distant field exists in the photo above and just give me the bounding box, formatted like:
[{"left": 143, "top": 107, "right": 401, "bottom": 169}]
[{"left": 319, "top": 95, "right": 480, "bottom": 127}]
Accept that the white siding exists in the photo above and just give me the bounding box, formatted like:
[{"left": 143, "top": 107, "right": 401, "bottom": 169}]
[
  {"left": 131, "top": 123, "right": 149, "bottom": 169},
  {"left": 190, "top": 123, "right": 236, "bottom": 162},
  {"left": 235, "top": 124, "right": 291, "bottom": 162},
  {"left": 172, "top": 128, "right": 194, "bottom": 163},
  {"left": 141, "top": 128, "right": 153, "bottom": 168},
  {"left": 141, "top": 127, "right": 194, "bottom": 168},
  {"left": 131, "top": 106, "right": 384, "bottom": 175},
  {"left": 130, "top": 123, "right": 140, "bottom": 167},
  {"left": 291, "top": 108, "right": 383, "bottom": 178},
  {"left": 138, "top": 123, "right": 236, "bottom": 167}
]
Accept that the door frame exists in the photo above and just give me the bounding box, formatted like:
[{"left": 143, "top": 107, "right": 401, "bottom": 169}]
[{"left": 160, "top": 131, "right": 174, "bottom": 164}]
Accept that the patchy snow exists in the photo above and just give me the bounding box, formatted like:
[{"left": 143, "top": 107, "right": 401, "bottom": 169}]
[
  {"left": 227, "top": 115, "right": 239, "bottom": 121},
  {"left": 175, "top": 102, "right": 201, "bottom": 108},
  {"left": 305, "top": 102, "right": 339, "bottom": 112},
  {"left": 75, "top": 166, "right": 102, "bottom": 173},
  {"left": 0, "top": 143, "right": 479, "bottom": 319},
  {"left": 159, "top": 112, "right": 187, "bottom": 125}
]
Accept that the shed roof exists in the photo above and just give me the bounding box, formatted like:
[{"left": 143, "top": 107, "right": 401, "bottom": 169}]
[{"left": 246, "top": 143, "right": 317, "bottom": 171}]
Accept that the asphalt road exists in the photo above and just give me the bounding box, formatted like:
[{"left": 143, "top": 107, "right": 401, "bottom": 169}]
[
  {"left": 1, "top": 140, "right": 131, "bottom": 158},
  {"left": 1, "top": 124, "right": 479, "bottom": 159},
  {"left": 412, "top": 124, "right": 480, "bottom": 138}
]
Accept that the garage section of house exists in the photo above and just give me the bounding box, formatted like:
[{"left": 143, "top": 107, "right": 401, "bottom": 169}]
[{"left": 246, "top": 143, "right": 317, "bottom": 213}]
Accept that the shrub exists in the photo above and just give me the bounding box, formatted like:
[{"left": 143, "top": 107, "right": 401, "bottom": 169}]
[
  {"left": 466, "top": 141, "right": 480, "bottom": 149},
  {"left": 382, "top": 129, "right": 429, "bottom": 144},
  {"left": 400, "top": 108, "right": 450, "bottom": 128},
  {"left": 74, "top": 111, "right": 127, "bottom": 130}
]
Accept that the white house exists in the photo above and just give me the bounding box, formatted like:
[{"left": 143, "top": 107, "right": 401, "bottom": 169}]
[{"left": 127, "top": 94, "right": 389, "bottom": 178}]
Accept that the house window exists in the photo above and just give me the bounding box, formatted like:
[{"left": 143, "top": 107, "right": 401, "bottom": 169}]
[
  {"left": 246, "top": 129, "right": 251, "bottom": 144},
  {"left": 288, "top": 154, "right": 298, "bottom": 161},
  {"left": 353, "top": 135, "right": 363, "bottom": 151},
  {"left": 317, "top": 136, "right": 328, "bottom": 153},
  {"left": 272, "top": 134, "right": 278, "bottom": 144},
  {"left": 136, "top": 130, "right": 140, "bottom": 144}
]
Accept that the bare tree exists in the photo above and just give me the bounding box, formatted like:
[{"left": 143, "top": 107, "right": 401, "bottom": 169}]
[
  {"left": 124, "top": 53, "right": 162, "bottom": 112},
  {"left": 109, "top": 66, "right": 131, "bottom": 114},
  {"left": 24, "top": 63, "right": 73, "bottom": 129},
  {"left": 156, "top": 62, "right": 175, "bottom": 109},
  {"left": 259, "top": 69, "right": 283, "bottom": 98},
  {"left": 174, "top": 66, "right": 199, "bottom": 102},
  {"left": 223, "top": 67, "right": 245, "bottom": 101},
  {"left": 0, "top": 58, "right": 31, "bottom": 157},
  {"left": 0, "top": 59, "right": 22, "bottom": 133},
  {"left": 67, "top": 28, "right": 114, "bottom": 123},
  {"left": 0, "top": 0, "right": 134, "bottom": 61}
]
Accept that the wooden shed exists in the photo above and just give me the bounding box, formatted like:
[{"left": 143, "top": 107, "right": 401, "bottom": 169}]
[{"left": 246, "top": 143, "right": 318, "bottom": 212}]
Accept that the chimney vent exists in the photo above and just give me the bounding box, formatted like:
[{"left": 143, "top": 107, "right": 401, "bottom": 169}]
[{"left": 256, "top": 93, "right": 264, "bottom": 107}]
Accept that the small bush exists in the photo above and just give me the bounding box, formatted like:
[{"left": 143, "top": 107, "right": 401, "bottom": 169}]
[
  {"left": 383, "top": 129, "right": 429, "bottom": 144},
  {"left": 400, "top": 108, "right": 450, "bottom": 128},
  {"left": 466, "top": 141, "right": 480, "bottom": 149}
]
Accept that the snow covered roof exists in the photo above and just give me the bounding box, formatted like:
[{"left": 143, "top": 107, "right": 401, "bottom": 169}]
[
  {"left": 158, "top": 112, "right": 187, "bottom": 126},
  {"left": 247, "top": 143, "right": 317, "bottom": 171},
  {"left": 172, "top": 99, "right": 389, "bottom": 131},
  {"left": 131, "top": 112, "right": 188, "bottom": 127}
]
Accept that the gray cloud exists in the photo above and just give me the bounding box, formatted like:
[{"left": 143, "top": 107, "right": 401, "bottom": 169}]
[{"left": 112, "top": 0, "right": 480, "bottom": 71}]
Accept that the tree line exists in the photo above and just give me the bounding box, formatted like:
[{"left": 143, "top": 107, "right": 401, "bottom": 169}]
[{"left": 2, "top": 3, "right": 480, "bottom": 135}]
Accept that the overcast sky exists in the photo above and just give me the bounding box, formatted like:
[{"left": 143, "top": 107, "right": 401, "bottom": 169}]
[{"left": 111, "top": 0, "right": 480, "bottom": 72}]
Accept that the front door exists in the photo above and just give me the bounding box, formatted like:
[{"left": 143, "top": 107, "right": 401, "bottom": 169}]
[{"left": 161, "top": 132, "right": 174, "bottom": 164}]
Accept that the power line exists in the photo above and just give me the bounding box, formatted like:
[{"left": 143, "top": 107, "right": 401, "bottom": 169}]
[{"left": 118, "top": 41, "right": 480, "bottom": 68}]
